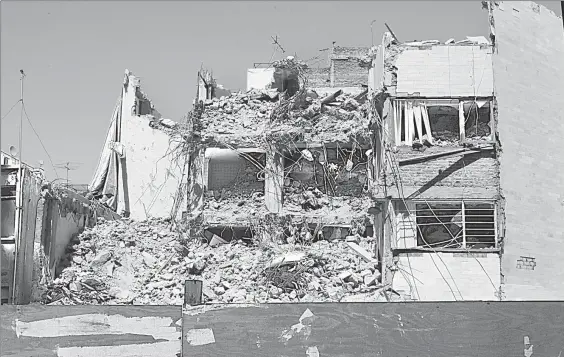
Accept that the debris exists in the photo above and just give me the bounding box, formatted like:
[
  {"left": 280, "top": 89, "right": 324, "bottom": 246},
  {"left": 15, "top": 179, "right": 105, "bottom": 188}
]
[
  {"left": 268, "top": 251, "right": 306, "bottom": 269},
  {"left": 90, "top": 251, "right": 112, "bottom": 267},
  {"left": 321, "top": 90, "right": 343, "bottom": 105},
  {"left": 301, "top": 149, "right": 314, "bottom": 162},
  {"left": 42, "top": 219, "right": 402, "bottom": 305},
  {"left": 346, "top": 242, "right": 377, "bottom": 263}
]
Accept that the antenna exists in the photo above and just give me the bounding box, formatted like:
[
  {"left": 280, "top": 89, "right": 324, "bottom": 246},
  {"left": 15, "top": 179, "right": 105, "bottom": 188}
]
[{"left": 54, "top": 161, "right": 83, "bottom": 188}]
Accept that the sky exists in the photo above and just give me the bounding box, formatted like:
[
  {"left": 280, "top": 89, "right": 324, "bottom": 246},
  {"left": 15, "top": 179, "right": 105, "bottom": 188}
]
[{"left": 1, "top": 1, "right": 562, "bottom": 185}]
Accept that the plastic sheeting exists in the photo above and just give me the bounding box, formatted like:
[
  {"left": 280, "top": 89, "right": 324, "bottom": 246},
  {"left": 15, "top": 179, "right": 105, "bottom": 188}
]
[{"left": 87, "top": 95, "right": 123, "bottom": 211}]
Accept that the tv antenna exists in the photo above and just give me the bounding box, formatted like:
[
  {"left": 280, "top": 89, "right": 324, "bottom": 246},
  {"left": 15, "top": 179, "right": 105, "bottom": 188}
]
[{"left": 54, "top": 161, "right": 82, "bottom": 187}]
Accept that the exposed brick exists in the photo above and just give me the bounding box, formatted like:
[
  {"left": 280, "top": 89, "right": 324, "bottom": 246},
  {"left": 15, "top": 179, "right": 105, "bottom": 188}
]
[
  {"left": 304, "top": 67, "right": 330, "bottom": 88},
  {"left": 333, "top": 60, "right": 368, "bottom": 87},
  {"left": 331, "top": 46, "right": 370, "bottom": 59},
  {"left": 379, "top": 146, "right": 499, "bottom": 199}
]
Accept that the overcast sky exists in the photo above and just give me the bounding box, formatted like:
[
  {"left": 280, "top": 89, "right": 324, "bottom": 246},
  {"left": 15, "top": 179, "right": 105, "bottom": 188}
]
[{"left": 1, "top": 1, "right": 562, "bottom": 184}]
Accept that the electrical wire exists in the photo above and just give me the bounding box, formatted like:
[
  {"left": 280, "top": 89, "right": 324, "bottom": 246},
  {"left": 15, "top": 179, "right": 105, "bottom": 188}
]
[
  {"left": 1, "top": 100, "right": 21, "bottom": 121},
  {"left": 22, "top": 104, "right": 59, "bottom": 180}
]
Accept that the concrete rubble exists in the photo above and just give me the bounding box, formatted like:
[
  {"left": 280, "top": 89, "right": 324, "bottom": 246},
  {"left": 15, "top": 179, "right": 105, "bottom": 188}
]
[
  {"left": 197, "top": 87, "right": 371, "bottom": 148},
  {"left": 41, "top": 217, "right": 402, "bottom": 305}
]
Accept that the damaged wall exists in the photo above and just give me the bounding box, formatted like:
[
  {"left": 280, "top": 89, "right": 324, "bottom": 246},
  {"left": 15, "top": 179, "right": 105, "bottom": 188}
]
[
  {"left": 89, "top": 70, "right": 186, "bottom": 221},
  {"left": 390, "top": 45, "right": 494, "bottom": 97},
  {"left": 305, "top": 68, "right": 331, "bottom": 88},
  {"left": 392, "top": 252, "right": 501, "bottom": 301},
  {"left": 38, "top": 188, "right": 119, "bottom": 289},
  {"left": 379, "top": 146, "right": 499, "bottom": 199},
  {"left": 491, "top": 1, "right": 564, "bottom": 300},
  {"left": 330, "top": 46, "right": 370, "bottom": 88},
  {"left": 247, "top": 68, "right": 276, "bottom": 91}
]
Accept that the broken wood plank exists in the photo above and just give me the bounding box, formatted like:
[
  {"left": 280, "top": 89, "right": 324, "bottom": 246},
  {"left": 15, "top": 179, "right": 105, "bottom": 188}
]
[
  {"left": 346, "top": 241, "right": 377, "bottom": 263},
  {"left": 397, "top": 101, "right": 403, "bottom": 144},
  {"left": 405, "top": 101, "right": 413, "bottom": 146},
  {"left": 393, "top": 101, "right": 400, "bottom": 145},
  {"left": 1, "top": 305, "right": 181, "bottom": 357},
  {"left": 421, "top": 103, "right": 433, "bottom": 144},
  {"left": 413, "top": 103, "right": 424, "bottom": 140},
  {"left": 320, "top": 89, "right": 343, "bottom": 105},
  {"left": 458, "top": 101, "right": 466, "bottom": 142},
  {"left": 182, "top": 302, "right": 564, "bottom": 356}
]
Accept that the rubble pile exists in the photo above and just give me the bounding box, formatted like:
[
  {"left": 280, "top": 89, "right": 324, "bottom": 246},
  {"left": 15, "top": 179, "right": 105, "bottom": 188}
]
[
  {"left": 197, "top": 84, "right": 371, "bottom": 148},
  {"left": 266, "top": 91, "right": 371, "bottom": 145},
  {"left": 198, "top": 90, "right": 279, "bottom": 146},
  {"left": 203, "top": 157, "right": 268, "bottom": 224},
  {"left": 42, "top": 218, "right": 395, "bottom": 305}
]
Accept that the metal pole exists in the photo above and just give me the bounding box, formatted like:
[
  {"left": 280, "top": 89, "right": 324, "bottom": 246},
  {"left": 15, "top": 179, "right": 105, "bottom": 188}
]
[
  {"left": 370, "top": 20, "right": 377, "bottom": 47},
  {"left": 12, "top": 70, "right": 25, "bottom": 304},
  {"left": 19, "top": 70, "right": 25, "bottom": 171}
]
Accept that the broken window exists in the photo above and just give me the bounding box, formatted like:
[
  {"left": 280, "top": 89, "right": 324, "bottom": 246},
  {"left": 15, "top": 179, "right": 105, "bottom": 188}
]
[
  {"left": 393, "top": 200, "right": 497, "bottom": 249},
  {"left": 415, "top": 201, "right": 496, "bottom": 249},
  {"left": 205, "top": 149, "right": 265, "bottom": 195},
  {"left": 391, "top": 99, "right": 492, "bottom": 145}
]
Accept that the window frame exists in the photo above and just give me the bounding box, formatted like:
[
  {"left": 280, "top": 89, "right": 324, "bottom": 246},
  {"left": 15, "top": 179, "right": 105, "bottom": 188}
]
[
  {"left": 392, "top": 199, "right": 500, "bottom": 253},
  {"left": 390, "top": 98, "right": 495, "bottom": 146}
]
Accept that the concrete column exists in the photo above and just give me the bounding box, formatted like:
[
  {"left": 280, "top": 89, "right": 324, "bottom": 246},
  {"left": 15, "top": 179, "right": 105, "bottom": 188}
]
[{"left": 265, "top": 147, "right": 284, "bottom": 214}]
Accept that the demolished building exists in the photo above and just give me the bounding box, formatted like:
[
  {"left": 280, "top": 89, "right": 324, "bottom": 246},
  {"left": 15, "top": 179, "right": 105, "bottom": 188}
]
[
  {"left": 188, "top": 56, "right": 376, "bottom": 249},
  {"left": 75, "top": 0, "right": 564, "bottom": 303}
]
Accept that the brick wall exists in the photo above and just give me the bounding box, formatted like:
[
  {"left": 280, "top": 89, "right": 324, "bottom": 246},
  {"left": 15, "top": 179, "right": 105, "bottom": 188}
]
[
  {"left": 304, "top": 68, "right": 330, "bottom": 88},
  {"left": 492, "top": 1, "right": 564, "bottom": 300},
  {"left": 379, "top": 146, "right": 500, "bottom": 199},
  {"left": 333, "top": 60, "right": 369, "bottom": 87},
  {"left": 332, "top": 46, "right": 369, "bottom": 59},
  {"left": 392, "top": 252, "right": 501, "bottom": 301},
  {"left": 394, "top": 45, "right": 494, "bottom": 97}
]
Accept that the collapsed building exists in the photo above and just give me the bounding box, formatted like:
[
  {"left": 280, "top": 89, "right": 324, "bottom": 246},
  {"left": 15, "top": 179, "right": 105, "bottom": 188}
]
[{"left": 73, "top": 0, "right": 564, "bottom": 303}]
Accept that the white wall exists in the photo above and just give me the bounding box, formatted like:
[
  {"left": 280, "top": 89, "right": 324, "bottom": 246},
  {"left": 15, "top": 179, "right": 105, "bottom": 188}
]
[
  {"left": 395, "top": 45, "right": 494, "bottom": 97},
  {"left": 393, "top": 252, "right": 501, "bottom": 301},
  {"left": 117, "top": 73, "right": 186, "bottom": 220},
  {"left": 246, "top": 68, "right": 275, "bottom": 91}
]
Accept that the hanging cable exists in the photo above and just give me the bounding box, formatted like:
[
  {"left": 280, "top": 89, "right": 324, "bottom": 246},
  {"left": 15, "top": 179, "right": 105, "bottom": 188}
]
[
  {"left": 22, "top": 104, "right": 59, "bottom": 179},
  {"left": 1, "top": 100, "right": 21, "bottom": 121}
]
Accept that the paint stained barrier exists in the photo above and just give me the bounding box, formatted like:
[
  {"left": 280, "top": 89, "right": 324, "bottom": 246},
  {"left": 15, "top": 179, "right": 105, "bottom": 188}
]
[
  {"left": 185, "top": 328, "right": 216, "bottom": 346},
  {"left": 14, "top": 314, "right": 178, "bottom": 341}
]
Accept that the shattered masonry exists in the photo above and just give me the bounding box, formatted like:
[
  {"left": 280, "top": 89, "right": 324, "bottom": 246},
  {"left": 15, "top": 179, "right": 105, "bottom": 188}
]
[{"left": 35, "top": 0, "right": 564, "bottom": 305}]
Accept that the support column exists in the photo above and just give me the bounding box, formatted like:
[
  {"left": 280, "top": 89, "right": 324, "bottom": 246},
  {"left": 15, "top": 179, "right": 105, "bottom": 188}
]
[
  {"left": 381, "top": 199, "right": 394, "bottom": 288},
  {"left": 265, "top": 146, "right": 284, "bottom": 214}
]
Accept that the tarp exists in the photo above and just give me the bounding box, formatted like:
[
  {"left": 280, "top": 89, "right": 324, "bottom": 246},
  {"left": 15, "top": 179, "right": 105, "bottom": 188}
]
[{"left": 87, "top": 94, "right": 123, "bottom": 211}]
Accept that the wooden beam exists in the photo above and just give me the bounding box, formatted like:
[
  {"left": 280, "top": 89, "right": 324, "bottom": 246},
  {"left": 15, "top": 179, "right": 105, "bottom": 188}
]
[
  {"left": 397, "top": 101, "right": 403, "bottom": 144},
  {"left": 459, "top": 101, "right": 466, "bottom": 142},
  {"left": 405, "top": 101, "right": 413, "bottom": 146},
  {"left": 421, "top": 103, "right": 433, "bottom": 144},
  {"left": 413, "top": 103, "right": 424, "bottom": 140}
]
